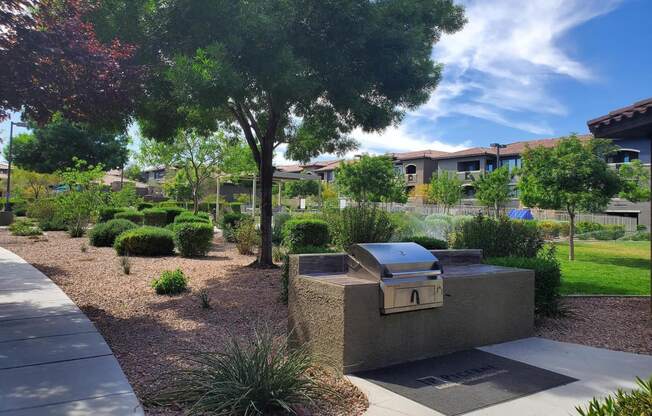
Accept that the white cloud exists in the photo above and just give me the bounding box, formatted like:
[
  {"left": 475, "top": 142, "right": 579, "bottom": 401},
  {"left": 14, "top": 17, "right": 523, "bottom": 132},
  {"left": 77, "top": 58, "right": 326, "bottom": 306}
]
[{"left": 421, "top": 0, "right": 623, "bottom": 133}]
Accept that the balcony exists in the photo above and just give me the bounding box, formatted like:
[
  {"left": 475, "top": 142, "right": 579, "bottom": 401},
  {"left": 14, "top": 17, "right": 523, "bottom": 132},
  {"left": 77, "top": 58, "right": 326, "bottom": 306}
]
[{"left": 457, "top": 170, "right": 481, "bottom": 182}]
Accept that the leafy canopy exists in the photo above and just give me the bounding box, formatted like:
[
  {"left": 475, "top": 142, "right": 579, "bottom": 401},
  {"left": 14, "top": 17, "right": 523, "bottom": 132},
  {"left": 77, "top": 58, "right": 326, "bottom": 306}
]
[
  {"left": 428, "top": 170, "right": 463, "bottom": 211},
  {"left": 618, "top": 159, "right": 650, "bottom": 202},
  {"left": 284, "top": 180, "right": 320, "bottom": 199},
  {"left": 473, "top": 166, "right": 513, "bottom": 212},
  {"left": 8, "top": 117, "right": 129, "bottom": 173},
  {"left": 335, "top": 155, "right": 407, "bottom": 203}
]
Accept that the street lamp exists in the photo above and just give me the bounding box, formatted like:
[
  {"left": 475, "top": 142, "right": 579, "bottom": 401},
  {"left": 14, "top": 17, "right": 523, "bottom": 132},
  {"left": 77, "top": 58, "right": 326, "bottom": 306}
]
[
  {"left": 490, "top": 142, "right": 507, "bottom": 169},
  {"left": 4, "top": 121, "right": 29, "bottom": 211}
]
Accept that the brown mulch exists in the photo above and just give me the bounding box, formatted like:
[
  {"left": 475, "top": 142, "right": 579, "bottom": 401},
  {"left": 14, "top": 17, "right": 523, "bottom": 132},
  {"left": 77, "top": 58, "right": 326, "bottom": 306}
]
[
  {"left": 535, "top": 296, "right": 652, "bottom": 355},
  {"left": 0, "top": 230, "right": 367, "bottom": 416}
]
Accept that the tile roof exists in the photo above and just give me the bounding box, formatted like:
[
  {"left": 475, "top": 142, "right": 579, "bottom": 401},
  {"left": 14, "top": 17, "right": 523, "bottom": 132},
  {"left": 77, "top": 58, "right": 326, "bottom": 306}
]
[
  {"left": 275, "top": 164, "right": 304, "bottom": 173},
  {"left": 587, "top": 97, "right": 652, "bottom": 130},
  {"left": 314, "top": 160, "right": 345, "bottom": 172},
  {"left": 390, "top": 150, "right": 452, "bottom": 161}
]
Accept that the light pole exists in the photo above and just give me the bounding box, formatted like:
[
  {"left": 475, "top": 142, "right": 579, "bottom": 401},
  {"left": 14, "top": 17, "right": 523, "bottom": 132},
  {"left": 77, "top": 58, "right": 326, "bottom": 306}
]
[
  {"left": 490, "top": 142, "right": 507, "bottom": 170},
  {"left": 5, "top": 121, "right": 29, "bottom": 211}
]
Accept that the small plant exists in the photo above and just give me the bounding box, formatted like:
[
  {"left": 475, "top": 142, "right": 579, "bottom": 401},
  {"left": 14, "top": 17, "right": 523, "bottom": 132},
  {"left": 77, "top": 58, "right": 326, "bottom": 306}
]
[
  {"left": 198, "top": 289, "right": 211, "bottom": 309},
  {"left": 235, "top": 217, "right": 259, "bottom": 255},
  {"left": 114, "top": 226, "right": 175, "bottom": 256},
  {"left": 272, "top": 245, "right": 287, "bottom": 263},
  {"left": 119, "top": 255, "right": 131, "bottom": 275},
  {"left": 9, "top": 219, "right": 43, "bottom": 236},
  {"left": 151, "top": 327, "right": 335, "bottom": 415},
  {"left": 174, "top": 222, "right": 214, "bottom": 257},
  {"left": 151, "top": 269, "right": 188, "bottom": 295},
  {"left": 219, "top": 212, "right": 247, "bottom": 242},
  {"left": 576, "top": 376, "right": 652, "bottom": 416},
  {"left": 80, "top": 242, "right": 88, "bottom": 253}
]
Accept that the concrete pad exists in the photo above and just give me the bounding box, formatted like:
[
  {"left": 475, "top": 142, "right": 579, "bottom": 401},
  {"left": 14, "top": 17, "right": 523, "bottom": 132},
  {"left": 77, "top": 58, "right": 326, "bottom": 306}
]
[
  {"left": 354, "top": 338, "right": 652, "bottom": 416},
  {"left": 0, "top": 313, "right": 95, "bottom": 343},
  {"left": 0, "top": 300, "right": 79, "bottom": 321},
  {"left": 0, "top": 355, "right": 135, "bottom": 412},
  {"left": 0, "top": 332, "right": 112, "bottom": 369},
  {"left": 5, "top": 393, "right": 144, "bottom": 416}
]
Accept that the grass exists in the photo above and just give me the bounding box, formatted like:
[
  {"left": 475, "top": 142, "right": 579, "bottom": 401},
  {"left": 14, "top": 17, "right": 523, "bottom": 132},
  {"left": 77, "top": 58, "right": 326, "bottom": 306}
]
[{"left": 555, "top": 240, "right": 650, "bottom": 295}]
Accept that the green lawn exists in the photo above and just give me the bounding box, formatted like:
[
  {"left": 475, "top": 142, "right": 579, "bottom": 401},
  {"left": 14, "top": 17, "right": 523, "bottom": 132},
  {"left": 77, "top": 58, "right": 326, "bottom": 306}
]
[{"left": 555, "top": 240, "right": 650, "bottom": 295}]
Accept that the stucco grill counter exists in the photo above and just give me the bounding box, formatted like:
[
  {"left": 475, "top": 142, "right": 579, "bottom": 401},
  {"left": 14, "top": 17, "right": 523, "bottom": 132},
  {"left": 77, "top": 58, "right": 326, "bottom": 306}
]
[{"left": 288, "top": 245, "right": 535, "bottom": 373}]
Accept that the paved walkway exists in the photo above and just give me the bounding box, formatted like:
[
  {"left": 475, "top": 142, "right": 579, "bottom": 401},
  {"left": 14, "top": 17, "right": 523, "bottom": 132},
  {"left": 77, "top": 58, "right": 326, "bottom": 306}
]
[
  {"left": 350, "top": 337, "right": 652, "bottom": 416},
  {"left": 0, "top": 247, "right": 143, "bottom": 415}
]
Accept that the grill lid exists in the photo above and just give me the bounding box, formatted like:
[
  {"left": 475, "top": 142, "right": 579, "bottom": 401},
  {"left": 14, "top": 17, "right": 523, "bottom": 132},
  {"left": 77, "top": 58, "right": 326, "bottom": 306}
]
[{"left": 349, "top": 242, "right": 441, "bottom": 278}]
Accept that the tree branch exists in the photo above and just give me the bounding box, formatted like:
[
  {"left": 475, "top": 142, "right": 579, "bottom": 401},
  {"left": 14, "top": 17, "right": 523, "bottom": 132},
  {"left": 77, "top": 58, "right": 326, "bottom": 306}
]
[{"left": 229, "top": 103, "right": 261, "bottom": 167}]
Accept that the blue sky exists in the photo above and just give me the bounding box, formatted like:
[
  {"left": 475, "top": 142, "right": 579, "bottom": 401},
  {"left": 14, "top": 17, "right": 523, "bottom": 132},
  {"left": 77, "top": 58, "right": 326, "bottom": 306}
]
[{"left": 2, "top": 0, "right": 651, "bottom": 164}]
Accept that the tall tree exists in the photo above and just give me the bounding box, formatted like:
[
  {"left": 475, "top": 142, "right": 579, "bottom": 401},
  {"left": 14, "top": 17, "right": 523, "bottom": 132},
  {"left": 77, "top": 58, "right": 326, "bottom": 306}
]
[
  {"left": 519, "top": 135, "right": 621, "bottom": 260},
  {"left": 0, "top": 0, "right": 140, "bottom": 128},
  {"left": 11, "top": 169, "right": 60, "bottom": 199},
  {"left": 473, "top": 166, "right": 513, "bottom": 216},
  {"left": 618, "top": 159, "right": 650, "bottom": 203},
  {"left": 6, "top": 117, "right": 129, "bottom": 173},
  {"left": 121, "top": 0, "right": 466, "bottom": 266},
  {"left": 427, "top": 170, "right": 463, "bottom": 214},
  {"left": 336, "top": 155, "right": 407, "bottom": 204}
]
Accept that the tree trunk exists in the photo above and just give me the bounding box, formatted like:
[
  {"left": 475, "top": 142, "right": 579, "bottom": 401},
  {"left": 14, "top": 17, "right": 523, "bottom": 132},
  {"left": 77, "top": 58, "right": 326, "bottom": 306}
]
[
  {"left": 192, "top": 187, "right": 199, "bottom": 214},
  {"left": 568, "top": 211, "right": 575, "bottom": 261},
  {"left": 494, "top": 201, "right": 499, "bottom": 218},
  {"left": 258, "top": 141, "right": 274, "bottom": 267}
]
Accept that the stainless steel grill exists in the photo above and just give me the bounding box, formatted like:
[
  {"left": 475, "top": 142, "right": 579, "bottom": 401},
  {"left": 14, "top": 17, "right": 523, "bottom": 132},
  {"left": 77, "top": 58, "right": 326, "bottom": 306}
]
[{"left": 348, "top": 242, "right": 444, "bottom": 314}]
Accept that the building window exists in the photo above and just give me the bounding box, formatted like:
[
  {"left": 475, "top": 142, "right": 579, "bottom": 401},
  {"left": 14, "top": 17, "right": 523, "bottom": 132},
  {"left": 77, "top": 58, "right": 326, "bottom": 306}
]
[
  {"left": 457, "top": 160, "right": 480, "bottom": 172},
  {"left": 500, "top": 157, "right": 521, "bottom": 172},
  {"left": 405, "top": 164, "right": 417, "bottom": 174},
  {"left": 608, "top": 150, "right": 639, "bottom": 164}
]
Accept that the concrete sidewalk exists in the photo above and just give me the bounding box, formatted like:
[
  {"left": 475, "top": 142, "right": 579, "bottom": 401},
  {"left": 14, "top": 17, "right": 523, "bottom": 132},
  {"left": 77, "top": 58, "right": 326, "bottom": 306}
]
[
  {"left": 0, "top": 246, "right": 143, "bottom": 415},
  {"left": 350, "top": 337, "right": 652, "bottom": 416}
]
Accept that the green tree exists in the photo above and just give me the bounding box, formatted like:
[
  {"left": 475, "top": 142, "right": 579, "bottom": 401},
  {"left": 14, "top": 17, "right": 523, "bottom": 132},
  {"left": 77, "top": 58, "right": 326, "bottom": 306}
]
[
  {"left": 473, "top": 166, "right": 513, "bottom": 216},
  {"left": 518, "top": 135, "right": 621, "bottom": 260},
  {"left": 428, "top": 171, "right": 463, "bottom": 213},
  {"left": 335, "top": 155, "right": 407, "bottom": 204},
  {"left": 100, "top": 0, "right": 466, "bottom": 265},
  {"left": 284, "top": 180, "right": 320, "bottom": 199},
  {"left": 7, "top": 117, "right": 129, "bottom": 173},
  {"left": 11, "top": 168, "right": 60, "bottom": 199},
  {"left": 618, "top": 159, "right": 650, "bottom": 202},
  {"left": 162, "top": 170, "right": 194, "bottom": 204},
  {"left": 123, "top": 164, "right": 143, "bottom": 182}
]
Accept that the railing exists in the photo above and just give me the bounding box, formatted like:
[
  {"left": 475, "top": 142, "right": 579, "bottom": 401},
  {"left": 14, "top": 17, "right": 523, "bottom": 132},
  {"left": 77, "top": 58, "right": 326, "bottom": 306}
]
[
  {"left": 376, "top": 202, "right": 638, "bottom": 231},
  {"left": 456, "top": 170, "right": 481, "bottom": 182}
]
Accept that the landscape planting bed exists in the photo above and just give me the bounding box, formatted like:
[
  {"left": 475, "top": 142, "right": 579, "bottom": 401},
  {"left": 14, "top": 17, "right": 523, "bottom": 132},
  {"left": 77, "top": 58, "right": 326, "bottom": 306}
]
[{"left": 0, "top": 229, "right": 367, "bottom": 416}]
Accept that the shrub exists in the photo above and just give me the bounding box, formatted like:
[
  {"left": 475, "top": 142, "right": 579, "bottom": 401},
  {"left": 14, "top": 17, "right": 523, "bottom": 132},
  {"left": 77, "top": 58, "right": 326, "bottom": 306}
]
[
  {"left": 235, "top": 217, "right": 259, "bottom": 255},
  {"left": 175, "top": 212, "right": 211, "bottom": 225},
  {"left": 230, "top": 202, "right": 242, "bottom": 213},
  {"left": 619, "top": 231, "right": 650, "bottom": 241},
  {"left": 485, "top": 246, "right": 561, "bottom": 317},
  {"left": 114, "top": 226, "right": 175, "bottom": 256},
  {"left": 27, "top": 198, "right": 66, "bottom": 231},
  {"left": 450, "top": 215, "right": 544, "bottom": 258},
  {"left": 137, "top": 202, "right": 154, "bottom": 211},
  {"left": 89, "top": 219, "right": 138, "bottom": 247},
  {"left": 115, "top": 210, "right": 144, "bottom": 224},
  {"left": 220, "top": 212, "right": 247, "bottom": 242},
  {"left": 577, "top": 227, "right": 625, "bottom": 241},
  {"left": 9, "top": 198, "right": 28, "bottom": 216},
  {"left": 152, "top": 327, "right": 333, "bottom": 415},
  {"left": 576, "top": 376, "right": 652, "bottom": 416},
  {"left": 193, "top": 211, "right": 211, "bottom": 220},
  {"left": 119, "top": 255, "right": 131, "bottom": 275},
  {"left": 575, "top": 221, "right": 603, "bottom": 234},
  {"left": 142, "top": 208, "right": 168, "bottom": 227},
  {"left": 406, "top": 236, "right": 448, "bottom": 249},
  {"left": 151, "top": 269, "right": 188, "bottom": 295},
  {"left": 328, "top": 205, "right": 396, "bottom": 251},
  {"left": 636, "top": 224, "right": 647, "bottom": 231},
  {"left": 98, "top": 207, "right": 127, "bottom": 222},
  {"left": 161, "top": 206, "right": 186, "bottom": 224},
  {"left": 272, "top": 212, "right": 292, "bottom": 245},
  {"left": 9, "top": 219, "right": 43, "bottom": 236},
  {"left": 174, "top": 222, "right": 214, "bottom": 257},
  {"left": 282, "top": 218, "right": 330, "bottom": 252},
  {"left": 537, "top": 220, "right": 564, "bottom": 240}
]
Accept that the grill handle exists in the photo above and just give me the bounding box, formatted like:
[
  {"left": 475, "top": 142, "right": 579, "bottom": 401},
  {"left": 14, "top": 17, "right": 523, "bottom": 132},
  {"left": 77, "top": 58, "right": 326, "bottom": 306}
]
[{"left": 386, "top": 269, "right": 441, "bottom": 279}]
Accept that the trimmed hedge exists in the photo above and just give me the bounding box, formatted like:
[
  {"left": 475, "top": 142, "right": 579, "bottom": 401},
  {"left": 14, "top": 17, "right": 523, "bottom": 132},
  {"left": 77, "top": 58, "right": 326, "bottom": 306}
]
[
  {"left": 137, "top": 202, "right": 154, "bottom": 211},
  {"left": 282, "top": 218, "right": 330, "bottom": 252},
  {"left": 98, "top": 207, "right": 127, "bottom": 223},
  {"left": 407, "top": 236, "right": 448, "bottom": 250},
  {"left": 142, "top": 208, "right": 168, "bottom": 227},
  {"left": 114, "top": 226, "right": 175, "bottom": 256},
  {"left": 485, "top": 247, "right": 561, "bottom": 317},
  {"left": 174, "top": 222, "right": 214, "bottom": 257},
  {"left": 161, "top": 206, "right": 186, "bottom": 224},
  {"left": 89, "top": 219, "right": 138, "bottom": 247},
  {"left": 115, "top": 210, "right": 144, "bottom": 224},
  {"left": 450, "top": 215, "right": 544, "bottom": 258},
  {"left": 174, "top": 212, "right": 211, "bottom": 225}
]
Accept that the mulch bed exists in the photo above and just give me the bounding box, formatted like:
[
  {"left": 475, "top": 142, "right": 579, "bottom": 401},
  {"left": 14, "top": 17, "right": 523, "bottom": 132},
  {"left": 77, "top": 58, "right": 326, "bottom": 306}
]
[
  {"left": 0, "top": 230, "right": 367, "bottom": 416},
  {"left": 535, "top": 296, "right": 652, "bottom": 355}
]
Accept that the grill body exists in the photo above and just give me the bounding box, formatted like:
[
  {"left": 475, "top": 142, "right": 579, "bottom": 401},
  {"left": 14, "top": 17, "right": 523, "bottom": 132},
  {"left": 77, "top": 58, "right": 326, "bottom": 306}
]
[{"left": 348, "top": 242, "right": 443, "bottom": 314}]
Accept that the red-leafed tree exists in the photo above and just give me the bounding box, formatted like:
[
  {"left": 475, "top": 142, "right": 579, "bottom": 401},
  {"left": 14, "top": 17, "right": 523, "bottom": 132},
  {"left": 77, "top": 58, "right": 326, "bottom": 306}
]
[{"left": 0, "top": 0, "right": 141, "bottom": 129}]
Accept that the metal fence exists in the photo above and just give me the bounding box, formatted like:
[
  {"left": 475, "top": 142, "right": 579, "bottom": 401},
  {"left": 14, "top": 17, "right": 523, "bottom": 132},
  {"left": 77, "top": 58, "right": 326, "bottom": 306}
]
[{"left": 376, "top": 202, "right": 638, "bottom": 231}]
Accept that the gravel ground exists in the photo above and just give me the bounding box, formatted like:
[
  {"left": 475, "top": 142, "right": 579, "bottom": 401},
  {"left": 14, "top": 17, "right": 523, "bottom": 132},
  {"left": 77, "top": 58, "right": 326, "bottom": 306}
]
[
  {"left": 0, "top": 230, "right": 367, "bottom": 416},
  {"left": 536, "top": 296, "right": 652, "bottom": 355}
]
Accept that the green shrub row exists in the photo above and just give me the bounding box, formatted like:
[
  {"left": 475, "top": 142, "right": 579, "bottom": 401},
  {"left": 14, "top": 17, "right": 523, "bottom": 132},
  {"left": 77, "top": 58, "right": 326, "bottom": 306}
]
[
  {"left": 619, "top": 230, "right": 650, "bottom": 241},
  {"left": 89, "top": 219, "right": 138, "bottom": 247},
  {"left": 115, "top": 210, "right": 144, "bottom": 224},
  {"left": 405, "top": 236, "right": 448, "bottom": 250},
  {"left": 450, "top": 215, "right": 543, "bottom": 258},
  {"left": 282, "top": 218, "right": 330, "bottom": 252},
  {"left": 114, "top": 226, "right": 176, "bottom": 256}
]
